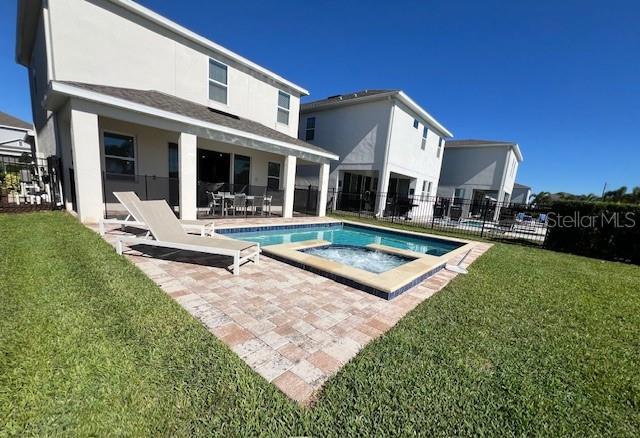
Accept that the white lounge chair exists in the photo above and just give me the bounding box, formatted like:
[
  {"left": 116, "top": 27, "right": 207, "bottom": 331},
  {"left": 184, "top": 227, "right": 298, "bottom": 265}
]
[
  {"left": 116, "top": 200, "right": 260, "bottom": 275},
  {"left": 99, "top": 192, "right": 214, "bottom": 236}
]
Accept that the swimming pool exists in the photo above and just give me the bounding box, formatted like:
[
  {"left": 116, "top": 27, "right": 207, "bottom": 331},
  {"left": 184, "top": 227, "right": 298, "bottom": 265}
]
[
  {"left": 219, "top": 221, "right": 473, "bottom": 300},
  {"left": 226, "top": 223, "right": 463, "bottom": 256}
]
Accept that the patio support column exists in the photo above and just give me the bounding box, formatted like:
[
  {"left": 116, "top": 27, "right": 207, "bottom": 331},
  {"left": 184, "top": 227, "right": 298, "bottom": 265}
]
[
  {"left": 374, "top": 170, "right": 390, "bottom": 217},
  {"left": 282, "top": 154, "right": 296, "bottom": 218},
  {"left": 179, "top": 132, "right": 197, "bottom": 220},
  {"left": 317, "top": 162, "right": 330, "bottom": 216},
  {"left": 69, "top": 108, "right": 103, "bottom": 223}
]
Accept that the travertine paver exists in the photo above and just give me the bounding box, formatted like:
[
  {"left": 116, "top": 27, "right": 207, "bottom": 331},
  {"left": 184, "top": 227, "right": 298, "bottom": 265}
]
[{"left": 96, "top": 216, "right": 491, "bottom": 404}]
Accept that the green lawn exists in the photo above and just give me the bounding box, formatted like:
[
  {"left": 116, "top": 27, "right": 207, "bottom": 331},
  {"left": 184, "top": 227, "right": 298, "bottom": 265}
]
[{"left": 1, "top": 212, "right": 639, "bottom": 436}]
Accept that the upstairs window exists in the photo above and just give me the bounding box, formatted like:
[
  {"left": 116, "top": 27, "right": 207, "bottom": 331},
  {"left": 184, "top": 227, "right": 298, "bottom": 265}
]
[
  {"left": 305, "top": 117, "right": 316, "bottom": 141},
  {"left": 413, "top": 119, "right": 419, "bottom": 129},
  {"left": 104, "top": 132, "right": 135, "bottom": 176},
  {"left": 421, "top": 126, "right": 429, "bottom": 150},
  {"left": 437, "top": 137, "right": 444, "bottom": 158},
  {"left": 277, "top": 91, "right": 290, "bottom": 125},
  {"left": 209, "top": 59, "right": 228, "bottom": 104}
]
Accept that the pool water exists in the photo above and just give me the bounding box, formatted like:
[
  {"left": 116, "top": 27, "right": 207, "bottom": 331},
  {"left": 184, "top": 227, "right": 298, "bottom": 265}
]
[
  {"left": 301, "top": 245, "right": 413, "bottom": 274},
  {"left": 229, "top": 223, "right": 462, "bottom": 256}
]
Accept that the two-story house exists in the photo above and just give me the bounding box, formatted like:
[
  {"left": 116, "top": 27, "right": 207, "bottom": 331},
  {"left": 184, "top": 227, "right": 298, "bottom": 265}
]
[
  {"left": 511, "top": 183, "right": 532, "bottom": 205},
  {"left": 0, "top": 111, "right": 37, "bottom": 160},
  {"left": 16, "top": 0, "right": 338, "bottom": 223},
  {"left": 297, "top": 90, "right": 453, "bottom": 216},
  {"left": 437, "top": 139, "right": 523, "bottom": 218}
]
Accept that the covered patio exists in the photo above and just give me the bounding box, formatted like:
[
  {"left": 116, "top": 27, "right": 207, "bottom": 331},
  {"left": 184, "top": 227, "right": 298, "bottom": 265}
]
[{"left": 45, "top": 81, "right": 337, "bottom": 223}]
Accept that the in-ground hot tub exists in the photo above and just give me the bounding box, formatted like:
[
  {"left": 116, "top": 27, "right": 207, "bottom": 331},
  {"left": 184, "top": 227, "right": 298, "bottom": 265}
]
[
  {"left": 300, "top": 245, "right": 414, "bottom": 274},
  {"left": 218, "top": 221, "right": 475, "bottom": 300}
]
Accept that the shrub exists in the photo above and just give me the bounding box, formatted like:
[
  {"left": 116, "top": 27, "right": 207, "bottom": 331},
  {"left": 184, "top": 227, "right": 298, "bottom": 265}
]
[{"left": 545, "top": 200, "right": 640, "bottom": 264}]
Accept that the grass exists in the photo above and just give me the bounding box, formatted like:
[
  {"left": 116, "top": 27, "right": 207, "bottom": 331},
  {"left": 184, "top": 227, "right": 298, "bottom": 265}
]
[{"left": 1, "top": 212, "right": 639, "bottom": 436}]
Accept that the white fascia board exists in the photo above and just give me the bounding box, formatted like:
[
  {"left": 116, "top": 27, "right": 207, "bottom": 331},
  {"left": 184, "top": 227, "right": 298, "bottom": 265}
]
[
  {"left": 47, "top": 81, "right": 338, "bottom": 160},
  {"left": 107, "top": 0, "right": 308, "bottom": 96},
  {"left": 512, "top": 144, "right": 523, "bottom": 162},
  {"left": 0, "top": 125, "right": 33, "bottom": 135},
  {"left": 396, "top": 91, "right": 453, "bottom": 138},
  {"left": 300, "top": 91, "right": 399, "bottom": 113}
]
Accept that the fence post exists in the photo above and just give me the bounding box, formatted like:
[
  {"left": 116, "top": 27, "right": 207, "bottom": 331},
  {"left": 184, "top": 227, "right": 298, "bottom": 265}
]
[
  {"left": 391, "top": 196, "right": 397, "bottom": 223},
  {"left": 431, "top": 196, "right": 437, "bottom": 230},
  {"left": 480, "top": 199, "right": 488, "bottom": 238},
  {"left": 102, "top": 172, "right": 107, "bottom": 218}
]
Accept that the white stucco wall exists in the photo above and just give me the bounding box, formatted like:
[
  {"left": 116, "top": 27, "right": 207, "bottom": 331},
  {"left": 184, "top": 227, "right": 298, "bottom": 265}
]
[
  {"left": 46, "top": 0, "right": 302, "bottom": 137},
  {"left": 298, "top": 99, "right": 392, "bottom": 188},
  {"left": 511, "top": 186, "right": 531, "bottom": 204},
  {"left": 502, "top": 149, "right": 519, "bottom": 197},
  {"left": 387, "top": 101, "right": 445, "bottom": 197},
  {"left": 437, "top": 146, "right": 510, "bottom": 199}
]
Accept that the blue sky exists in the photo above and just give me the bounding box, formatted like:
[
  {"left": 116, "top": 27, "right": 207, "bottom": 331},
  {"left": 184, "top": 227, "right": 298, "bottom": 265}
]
[{"left": 1, "top": 0, "right": 639, "bottom": 195}]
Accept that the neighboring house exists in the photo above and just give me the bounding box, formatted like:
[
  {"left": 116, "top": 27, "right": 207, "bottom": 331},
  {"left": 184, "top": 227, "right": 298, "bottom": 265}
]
[
  {"left": 297, "top": 90, "right": 453, "bottom": 216},
  {"left": 16, "top": 0, "right": 337, "bottom": 223},
  {"left": 511, "top": 183, "right": 532, "bottom": 205},
  {"left": 437, "top": 139, "right": 523, "bottom": 218},
  {"left": 0, "top": 111, "right": 37, "bottom": 160}
]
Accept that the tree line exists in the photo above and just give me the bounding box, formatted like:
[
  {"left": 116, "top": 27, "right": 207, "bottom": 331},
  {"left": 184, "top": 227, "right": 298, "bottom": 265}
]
[{"left": 531, "top": 186, "right": 640, "bottom": 205}]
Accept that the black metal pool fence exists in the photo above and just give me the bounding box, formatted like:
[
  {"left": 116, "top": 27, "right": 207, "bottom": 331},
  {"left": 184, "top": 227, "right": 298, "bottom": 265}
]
[
  {"left": 329, "top": 190, "right": 550, "bottom": 245},
  {"left": 0, "top": 155, "right": 62, "bottom": 213},
  {"left": 328, "top": 190, "right": 640, "bottom": 264}
]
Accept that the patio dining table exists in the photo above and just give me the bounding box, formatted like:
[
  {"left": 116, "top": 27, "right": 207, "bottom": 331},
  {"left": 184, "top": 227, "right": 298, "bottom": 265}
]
[{"left": 215, "top": 193, "right": 267, "bottom": 216}]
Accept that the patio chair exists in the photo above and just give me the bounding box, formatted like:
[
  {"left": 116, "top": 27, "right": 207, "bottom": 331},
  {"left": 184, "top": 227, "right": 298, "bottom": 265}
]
[
  {"left": 99, "top": 192, "right": 214, "bottom": 236},
  {"left": 229, "top": 194, "right": 246, "bottom": 216},
  {"left": 206, "top": 191, "right": 224, "bottom": 216},
  {"left": 116, "top": 200, "right": 260, "bottom": 275},
  {"left": 264, "top": 195, "right": 272, "bottom": 216},
  {"left": 252, "top": 196, "right": 264, "bottom": 215}
]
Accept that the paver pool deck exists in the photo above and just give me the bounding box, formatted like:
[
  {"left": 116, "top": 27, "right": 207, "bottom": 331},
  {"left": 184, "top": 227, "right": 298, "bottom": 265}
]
[{"left": 96, "top": 216, "right": 491, "bottom": 405}]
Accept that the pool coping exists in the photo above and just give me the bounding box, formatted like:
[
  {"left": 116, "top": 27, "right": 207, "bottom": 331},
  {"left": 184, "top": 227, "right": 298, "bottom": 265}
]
[{"left": 217, "top": 220, "right": 477, "bottom": 300}]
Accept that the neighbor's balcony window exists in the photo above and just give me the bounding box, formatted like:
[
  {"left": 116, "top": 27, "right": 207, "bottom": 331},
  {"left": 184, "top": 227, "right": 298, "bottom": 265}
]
[
  {"left": 104, "top": 132, "right": 135, "bottom": 176},
  {"left": 209, "top": 58, "right": 228, "bottom": 104},
  {"left": 277, "top": 91, "right": 290, "bottom": 125}
]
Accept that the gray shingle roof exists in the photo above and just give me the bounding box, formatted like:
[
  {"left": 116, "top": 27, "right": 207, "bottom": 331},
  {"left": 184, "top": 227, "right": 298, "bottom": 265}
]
[
  {"left": 59, "top": 81, "right": 333, "bottom": 156},
  {"left": 301, "top": 89, "right": 398, "bottom": 112},
  {"left": 513, "top": 183, "right": 531, "bottom": 189},
  {"left": 0, "top": 111, "right": 32, "bottom": 130}
]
